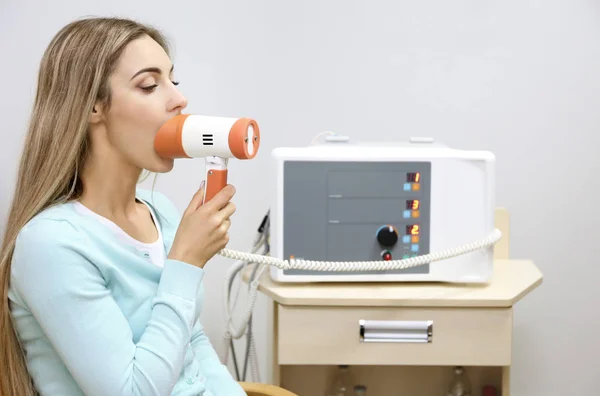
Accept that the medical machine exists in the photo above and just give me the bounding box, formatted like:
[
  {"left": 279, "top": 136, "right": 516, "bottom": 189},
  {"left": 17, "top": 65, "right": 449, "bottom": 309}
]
[
  {"left": 154, "top": 117, "right": 498, "bottom": 285},
  {"left": 268, "top": 136, "right": 497, "bottom": 283}
]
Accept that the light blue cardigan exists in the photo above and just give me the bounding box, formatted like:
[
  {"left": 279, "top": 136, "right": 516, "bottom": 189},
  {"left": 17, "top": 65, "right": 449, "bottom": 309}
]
[{"left": 8, "top": 189, "right": 245, "bottom": 396}]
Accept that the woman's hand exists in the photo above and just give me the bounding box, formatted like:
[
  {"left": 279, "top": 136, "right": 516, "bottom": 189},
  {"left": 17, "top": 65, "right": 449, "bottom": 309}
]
[{"left": 168, "top": 182, "right": 236, "bottom": 268}]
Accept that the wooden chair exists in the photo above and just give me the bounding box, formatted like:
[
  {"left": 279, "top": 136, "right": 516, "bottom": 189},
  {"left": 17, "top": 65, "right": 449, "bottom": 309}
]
[{"left": 239, "top": 381, "right": 298, "bottom": 396}]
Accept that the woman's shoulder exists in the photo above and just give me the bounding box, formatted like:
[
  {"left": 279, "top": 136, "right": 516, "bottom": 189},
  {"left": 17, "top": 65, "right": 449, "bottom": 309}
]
[
  {"left": 15, "top": 202, "right": 85, "bottom": 250},
  {"left": 10, "top": 203, "right": 90, "bottom": 289}
]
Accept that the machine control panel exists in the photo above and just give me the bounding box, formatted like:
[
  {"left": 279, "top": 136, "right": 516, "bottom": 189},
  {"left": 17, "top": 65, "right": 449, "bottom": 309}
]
[{"left": 282, "top": 161, "right": 431, "bottom": 275}]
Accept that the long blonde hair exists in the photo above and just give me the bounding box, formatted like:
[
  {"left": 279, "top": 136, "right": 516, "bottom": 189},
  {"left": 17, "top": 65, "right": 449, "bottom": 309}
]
[{"left": 0, "top": 17, "right": 171, "bottom": 395}]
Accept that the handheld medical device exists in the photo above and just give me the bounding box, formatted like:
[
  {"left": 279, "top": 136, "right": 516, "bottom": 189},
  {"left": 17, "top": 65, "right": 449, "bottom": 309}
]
[
  {"left": 268, "top": 137, "right": 497, "bottom": 283},
  {"left": 154, "top": 114, "right": 260, "bottom": 202}
]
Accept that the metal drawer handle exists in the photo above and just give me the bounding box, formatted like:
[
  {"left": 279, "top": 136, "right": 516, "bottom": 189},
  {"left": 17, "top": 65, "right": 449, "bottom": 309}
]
[{"left": 359, "top": 319, "right": 433, "bottom": 343}]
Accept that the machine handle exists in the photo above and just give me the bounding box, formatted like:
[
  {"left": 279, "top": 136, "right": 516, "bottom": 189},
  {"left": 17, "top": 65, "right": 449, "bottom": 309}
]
[
  {"left": 205, "top": 169, "right": 228, "bottom": 203},
  {"left": 203, "top": 156, "right": 228, "bottom": 203},
  {"left": 359, "top": 319, "right": 433, "bottom": 343}
]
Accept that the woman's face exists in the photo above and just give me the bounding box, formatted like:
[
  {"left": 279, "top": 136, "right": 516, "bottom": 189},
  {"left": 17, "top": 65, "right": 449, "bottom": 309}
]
[{"left": 98, "top": 34, "right": 188, "bottom": 173}]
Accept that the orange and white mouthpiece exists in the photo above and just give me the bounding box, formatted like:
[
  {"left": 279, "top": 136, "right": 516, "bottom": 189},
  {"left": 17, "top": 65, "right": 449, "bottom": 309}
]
[{"left": 154, "top": 114, "right": 260, "bottom": 160}]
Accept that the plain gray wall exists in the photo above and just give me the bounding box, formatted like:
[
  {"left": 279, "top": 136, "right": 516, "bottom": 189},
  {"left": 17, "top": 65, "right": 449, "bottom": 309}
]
[{"left": 1, "top": 0, "right": 599, "bottom": 395}]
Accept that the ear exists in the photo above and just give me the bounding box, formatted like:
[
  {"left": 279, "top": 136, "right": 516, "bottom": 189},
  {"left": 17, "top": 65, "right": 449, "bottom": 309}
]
[{"left": 88, "top": 101, "right": 105, "bottom": 125}]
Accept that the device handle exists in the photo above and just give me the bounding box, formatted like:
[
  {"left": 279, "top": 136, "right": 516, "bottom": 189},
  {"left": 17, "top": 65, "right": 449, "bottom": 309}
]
[
  {"left": 205, "top": 169, "right": 228, "bottom": 203},
  {"left": 204, "top": 156, "right": 228, "bottom": 203}
]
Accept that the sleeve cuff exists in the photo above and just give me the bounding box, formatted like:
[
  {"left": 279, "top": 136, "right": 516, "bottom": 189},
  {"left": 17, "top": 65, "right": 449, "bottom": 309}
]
[{"left": 157, "top": 259, "right": 205, "bottom": 301}]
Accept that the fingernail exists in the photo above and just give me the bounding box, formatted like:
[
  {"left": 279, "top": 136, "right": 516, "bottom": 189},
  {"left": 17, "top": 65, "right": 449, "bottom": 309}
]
[{"left": 200, "top": 180, "right": 205, "bottom": 188}]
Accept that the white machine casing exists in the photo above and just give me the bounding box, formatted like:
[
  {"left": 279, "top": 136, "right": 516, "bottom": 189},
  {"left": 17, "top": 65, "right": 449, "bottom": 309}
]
[{"left": 269, "top": 137, "right": 495, "bottom": 283}]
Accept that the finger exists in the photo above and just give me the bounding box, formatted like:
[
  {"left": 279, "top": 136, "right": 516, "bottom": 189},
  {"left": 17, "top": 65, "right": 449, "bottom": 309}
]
[
  {"left": 183, "top": 181, "right": 206, "bottom": 216},
  {"left": 203, "top": 184, "right": 236, "bottom": 211},
  {"left": 217, "top": 202, "right": 236, "bottom": 222},
  {"left": 218, "top": 219, "right": 231, "bottom": 235},
  {"left": 221, "top": 232, "right": 230, "bottom": 247}
]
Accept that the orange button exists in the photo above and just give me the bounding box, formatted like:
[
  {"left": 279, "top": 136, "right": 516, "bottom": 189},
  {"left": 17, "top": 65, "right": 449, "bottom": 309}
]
[
  {"left": 412, "top": 210, "right": 420, "bottom": 218},
  {"left": 412, "top": 183, "right": 420, "bottom": 191},
  {"left": 412, "top": 236, "right": 419, "bottom": 243}
]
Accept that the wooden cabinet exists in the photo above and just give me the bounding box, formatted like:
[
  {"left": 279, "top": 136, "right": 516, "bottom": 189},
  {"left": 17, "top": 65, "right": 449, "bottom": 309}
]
[{"left": 245, "top": 209, "right": 542, "bottom": 395}]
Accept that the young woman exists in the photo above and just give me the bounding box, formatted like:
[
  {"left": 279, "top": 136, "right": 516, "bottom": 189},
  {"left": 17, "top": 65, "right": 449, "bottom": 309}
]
[{"left": 0, "top": 17, "right": 244, "bottom": 396}]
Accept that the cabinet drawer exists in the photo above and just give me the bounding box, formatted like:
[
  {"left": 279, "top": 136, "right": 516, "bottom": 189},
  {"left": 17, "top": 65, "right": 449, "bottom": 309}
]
[{"left": 277, "top": 305, "right": 512, "bottom": 366}]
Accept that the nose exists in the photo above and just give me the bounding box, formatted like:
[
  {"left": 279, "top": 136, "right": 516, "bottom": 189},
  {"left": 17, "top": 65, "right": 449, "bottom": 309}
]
[{"left": 168, "top": 86, "right": 188, "bottom": 114}]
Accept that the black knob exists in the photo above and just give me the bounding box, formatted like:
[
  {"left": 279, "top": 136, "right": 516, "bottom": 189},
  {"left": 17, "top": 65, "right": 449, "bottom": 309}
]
[{"left": 376, "top": 225, "right": 398, "bottom": 247}]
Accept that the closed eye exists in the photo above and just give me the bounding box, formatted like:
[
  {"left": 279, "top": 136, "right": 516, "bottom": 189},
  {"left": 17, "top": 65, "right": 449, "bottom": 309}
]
[
  {"left": 140, "top": 81, "right": 180, "bottom": 92},
  {"left": 141, "top": 84, "right": 158, "bottom": 92}
]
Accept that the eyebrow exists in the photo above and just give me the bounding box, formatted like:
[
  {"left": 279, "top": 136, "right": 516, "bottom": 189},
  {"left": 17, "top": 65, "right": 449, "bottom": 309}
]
[{"left": 130, "top": 64, "right": 174, "bottom": 80}]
